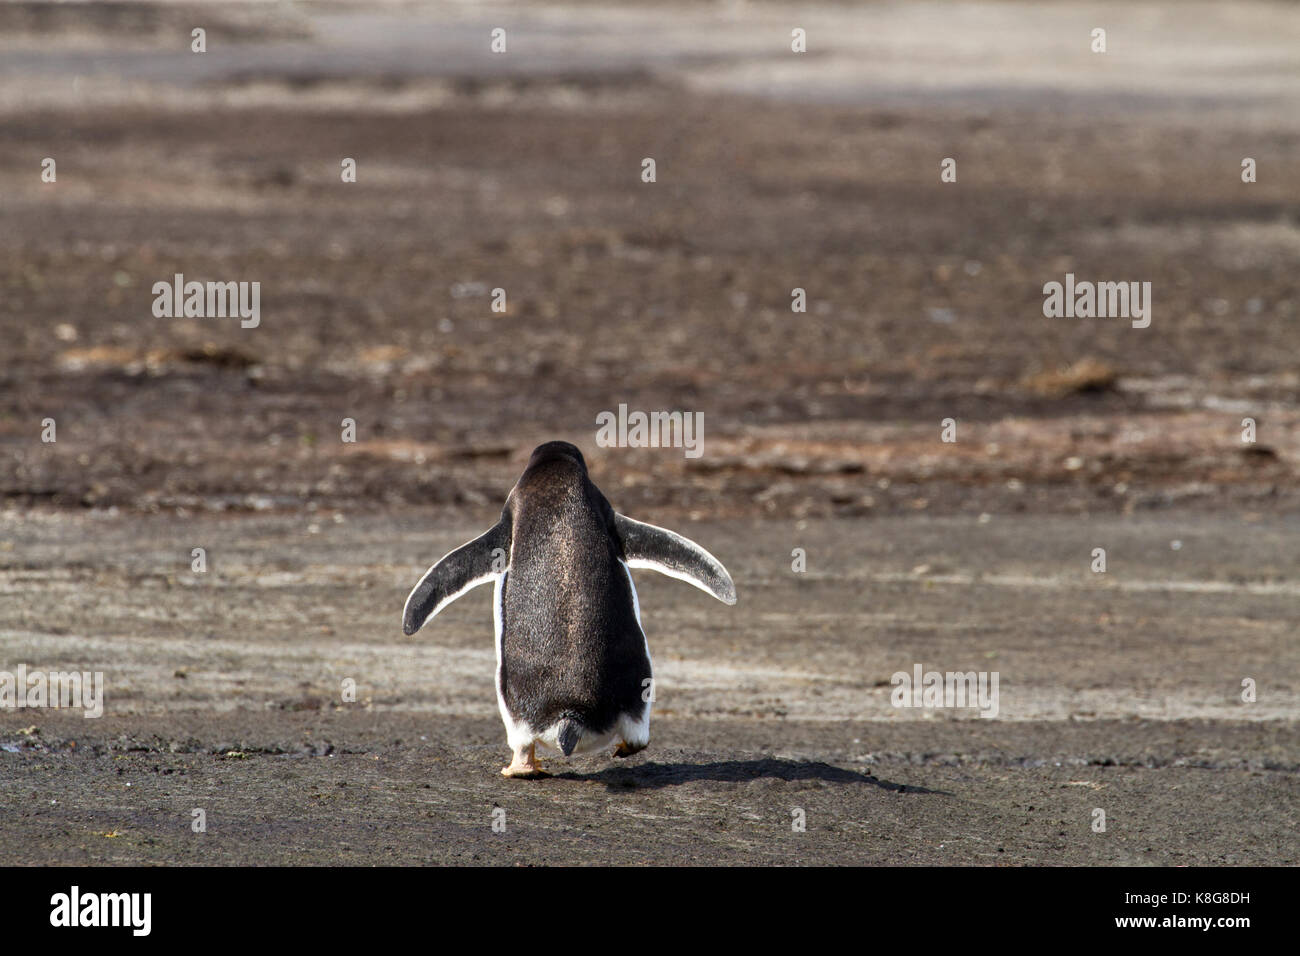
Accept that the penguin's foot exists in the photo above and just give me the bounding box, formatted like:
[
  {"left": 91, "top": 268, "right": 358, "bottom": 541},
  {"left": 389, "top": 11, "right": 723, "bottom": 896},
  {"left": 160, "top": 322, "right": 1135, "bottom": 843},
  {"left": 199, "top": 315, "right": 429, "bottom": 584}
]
[
  {"left": 502, "top": 742, "right": 548, "bottom": 778},
  {"left": 613, "top": 739, "right": 647, "bottom": 759}
]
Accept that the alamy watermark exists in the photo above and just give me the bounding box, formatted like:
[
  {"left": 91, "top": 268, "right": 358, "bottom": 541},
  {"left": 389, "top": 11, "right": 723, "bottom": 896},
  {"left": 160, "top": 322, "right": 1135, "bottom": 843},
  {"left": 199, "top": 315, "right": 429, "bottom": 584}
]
[
  {"left": 891, "top": 664, "right": 999, "bottom": 718},
  {"left": 152, "top": 273, "right": 260, "bottom": 328},
  {"left": 595, "top": 403, "right": 703, "bottom": 458},
  {"left": 50, "top": 886, "right": 150, "bottom": 936},
  {"left": 0, "top": 665, "right": 104, "bottom": 718},
  {"left": 1042, "top": 273, "right": 1150, "bottom": 328}
]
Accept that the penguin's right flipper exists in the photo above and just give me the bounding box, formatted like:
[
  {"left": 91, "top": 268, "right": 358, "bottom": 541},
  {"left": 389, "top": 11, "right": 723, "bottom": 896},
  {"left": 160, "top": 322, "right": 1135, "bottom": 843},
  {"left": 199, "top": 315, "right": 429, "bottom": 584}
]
[
  {"left": 615, "top": 513, "right": 737, "bottom": 605},
  {"left": 402, "top": 519, "right": 510, "bottom": 635}
]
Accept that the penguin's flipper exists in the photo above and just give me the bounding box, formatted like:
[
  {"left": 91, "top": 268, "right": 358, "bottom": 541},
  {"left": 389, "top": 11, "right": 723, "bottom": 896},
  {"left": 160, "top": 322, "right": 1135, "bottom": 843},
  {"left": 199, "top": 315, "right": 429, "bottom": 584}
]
[
  {"left": 615, "top": 514, "right": 737, "bottom": 605},
  {"left": 402, "top": 519, "right": 511, "bottom": 635}
]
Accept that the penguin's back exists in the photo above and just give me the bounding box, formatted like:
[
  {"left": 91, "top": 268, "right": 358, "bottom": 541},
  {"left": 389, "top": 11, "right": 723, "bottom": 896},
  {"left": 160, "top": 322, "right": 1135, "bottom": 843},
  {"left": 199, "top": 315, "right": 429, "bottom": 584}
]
[{"left": 498, "top": 452, "right": 650, "bottom": 735}]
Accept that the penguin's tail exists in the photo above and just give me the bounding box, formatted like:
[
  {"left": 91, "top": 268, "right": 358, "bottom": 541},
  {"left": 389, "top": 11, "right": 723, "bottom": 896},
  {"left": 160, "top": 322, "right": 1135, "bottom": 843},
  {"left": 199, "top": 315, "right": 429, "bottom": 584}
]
[{"left": 556, "top": 715, "right": 583, "bottom": 757}]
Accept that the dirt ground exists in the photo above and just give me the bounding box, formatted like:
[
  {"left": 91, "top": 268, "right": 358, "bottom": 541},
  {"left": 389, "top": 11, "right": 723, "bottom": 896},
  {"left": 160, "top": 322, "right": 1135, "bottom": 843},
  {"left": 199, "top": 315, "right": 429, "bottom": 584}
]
[{"left": 1, "top": 1, "right": 1297, "bottom": 865}]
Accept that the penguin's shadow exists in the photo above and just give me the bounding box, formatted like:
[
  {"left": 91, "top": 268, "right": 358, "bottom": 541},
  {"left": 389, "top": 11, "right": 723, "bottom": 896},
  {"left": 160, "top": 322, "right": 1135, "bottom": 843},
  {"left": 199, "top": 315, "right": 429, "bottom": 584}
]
[{"left": 555, "top": 758, "right": 950, "bottom": 794}]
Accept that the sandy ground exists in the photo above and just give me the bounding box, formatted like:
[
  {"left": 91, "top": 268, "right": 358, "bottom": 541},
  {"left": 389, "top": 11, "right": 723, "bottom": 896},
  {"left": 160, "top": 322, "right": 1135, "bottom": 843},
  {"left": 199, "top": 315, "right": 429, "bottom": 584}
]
[
  {"left": 2, "top": 510, "right": 1295, "bottom": 865},
  {"left": 1, "top": 1, "right": 1298, "bottom": 865}
]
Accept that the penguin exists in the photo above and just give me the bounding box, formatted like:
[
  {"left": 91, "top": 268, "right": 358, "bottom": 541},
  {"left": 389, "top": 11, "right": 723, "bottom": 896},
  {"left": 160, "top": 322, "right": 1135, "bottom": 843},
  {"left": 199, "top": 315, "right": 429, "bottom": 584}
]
[{"left": 401, "top": 441, "right": 736, "bottom": 778}]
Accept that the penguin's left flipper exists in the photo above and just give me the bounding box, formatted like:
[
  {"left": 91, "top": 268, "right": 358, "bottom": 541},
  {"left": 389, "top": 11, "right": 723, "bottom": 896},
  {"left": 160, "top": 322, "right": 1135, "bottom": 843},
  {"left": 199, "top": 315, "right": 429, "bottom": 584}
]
[
  {"left": 615, "top": 513, "right": 737, "bottom": 605},
  {"left": 402, "top": 518, "right": 511, "bottom": 635}
]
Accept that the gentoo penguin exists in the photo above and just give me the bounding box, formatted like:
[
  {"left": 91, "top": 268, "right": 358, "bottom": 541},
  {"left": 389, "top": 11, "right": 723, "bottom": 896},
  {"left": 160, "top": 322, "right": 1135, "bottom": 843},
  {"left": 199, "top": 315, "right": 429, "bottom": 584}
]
[{"left": 402, "top": 441, "right": 736, "bottom": 778}]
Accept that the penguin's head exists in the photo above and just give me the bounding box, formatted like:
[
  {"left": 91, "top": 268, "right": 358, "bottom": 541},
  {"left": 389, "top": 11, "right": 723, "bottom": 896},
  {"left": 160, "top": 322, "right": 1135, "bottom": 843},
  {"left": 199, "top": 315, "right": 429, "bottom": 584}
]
[
  {"left": 509, "top": 442, "right": 592, "bottom": 516},
  {"left": 524, "top": 441, "right": 586, "bottom": 472}
]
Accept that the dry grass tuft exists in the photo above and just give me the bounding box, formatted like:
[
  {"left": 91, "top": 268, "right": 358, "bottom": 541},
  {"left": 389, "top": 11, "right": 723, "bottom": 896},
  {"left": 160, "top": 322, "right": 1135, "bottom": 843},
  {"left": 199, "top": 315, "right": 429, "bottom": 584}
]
[{"left": 1023, "top": 358, "right": 1119, "bottom": 397}]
